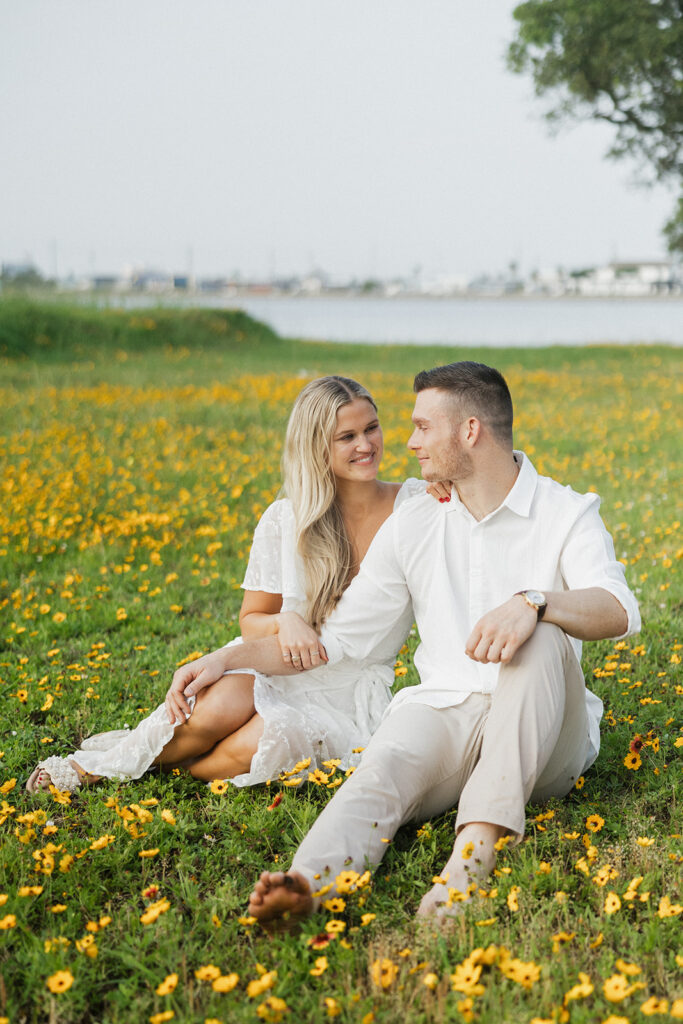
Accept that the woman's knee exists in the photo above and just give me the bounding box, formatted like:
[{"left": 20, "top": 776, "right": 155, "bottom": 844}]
[
  {"left": 192, "top": 676, "right": 255, "bottom": 728},
  {"left": 190, "top": 731, "right": 256, "bottom": 779}
]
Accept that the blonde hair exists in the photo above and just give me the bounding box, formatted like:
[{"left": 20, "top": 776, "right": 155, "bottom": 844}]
[{"left": 282, "top": 376, "right": 377, "bottom": 630}]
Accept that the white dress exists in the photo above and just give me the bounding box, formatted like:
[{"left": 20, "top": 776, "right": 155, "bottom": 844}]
[{"left": 73, "top": 479, "right": 425, "bottom": 785}]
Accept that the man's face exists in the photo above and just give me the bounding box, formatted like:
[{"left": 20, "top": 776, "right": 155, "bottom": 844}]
[{"left": 408, "top": 388, "right": 472, "bottom": 482}]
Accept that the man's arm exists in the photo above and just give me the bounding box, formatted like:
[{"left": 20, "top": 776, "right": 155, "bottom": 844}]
[
  {"left": 466, "top": 587, "right": 627, "bottom": 664},
  {"left": 466, "top": 500, "right": 639, "bottom": 665},
  {"left": 542, "top": 586, "right": 627, "bottom": 638}
]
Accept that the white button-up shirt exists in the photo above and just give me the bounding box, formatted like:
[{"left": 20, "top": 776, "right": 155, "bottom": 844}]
[{"left": 321, "top": 452, "right": 640, "bottom": 761}]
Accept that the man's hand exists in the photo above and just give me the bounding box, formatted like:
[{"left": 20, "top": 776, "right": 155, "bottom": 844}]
[
  {"left": 164, "top": 650, "right": 230, "bottom": 724},
  {"left": 465, "top": 595, "right": 537, "bottom": 664},
  {"left": 275, "top": 611, "right": 328, "bottom": 670}
]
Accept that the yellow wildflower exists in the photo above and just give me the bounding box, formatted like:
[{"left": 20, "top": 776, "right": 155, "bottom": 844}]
[
  {"left": 450, "top": 959, "right": 484, "bottom": 995},
  {"left": 212, "top": 973, "right": 239, "bottom": 993},
  {"left": 657, "top": 895, "right": 682, "bottom": 917},
  {"left": 324, "top": 919, "right": 346, "bottom": 933},
  {"left": 195, "top": 965, "right": 221, "bottom": 981},
  {"left": 256, "top": 997, "right": 288, "bottom": 1023},
  {"left": 90, "top": 834, "right": 115, "bottom": 850},
  {"left": 563, "top": 971, "right": 593, "bottom": 1005},
  {"left": 46, "top": 969, "right": 74, "bottom": 993},
  {"left": 603, "top": 973, "right": 645, "bottom": 1002},
  {"left": 507, "top": 885, "right": 520, "bottom": 911},
  {"left": 247, "top": 971, "right": 277, "bottom": 998},
  {"left": 155, "top": 973, "right": 178, "bottom": 996},
  {"left": 551, "top": 931, "right": 576, "bottom": 953},
  {"left": 370, "top": 958, "right": 399, "bottom": 989},
  {"left": 498, "top": 956, "right": 541, "bottom": 990},
  {"left": 615, "top": 959, "right": 641, "bottom": 976},
  {"left": 322, "top": 897, "right": 345, "bottom": 913},
  {"left": 640, "top": 997, "right": 669, "bottom": 1015},
  {"left": 604, "top": 892, "right": 621, "bottom": 914},
  {"left": 140, "top": 898, "right": 170, "bottom": 924}
]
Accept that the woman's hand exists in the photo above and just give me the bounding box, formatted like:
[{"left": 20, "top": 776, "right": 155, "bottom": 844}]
[
  {"left": 165, "top": 650, "right": 229, "bottom": 724},
  {"left": 427, "top": 480, "right": 452, "bottom": 503},
  {"left": 275, "top": 611, "right": 328, "bottom": 671}
]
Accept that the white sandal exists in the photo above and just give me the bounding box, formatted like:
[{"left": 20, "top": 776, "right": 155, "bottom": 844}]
[{"left": 26, "top": 756, "right": 83, "bottom": 794}]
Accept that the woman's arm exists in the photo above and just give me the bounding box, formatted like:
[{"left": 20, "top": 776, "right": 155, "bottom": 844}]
[{"left": 239, "top": 590, "right": 284, "bottom": 639}]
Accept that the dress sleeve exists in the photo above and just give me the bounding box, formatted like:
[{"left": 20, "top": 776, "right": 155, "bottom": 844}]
[
  {"left": 394, "top": 477, "right": 428, "bottom": 508},
  {"left": 241, "top": 501, "right": 289, "bottom": 594}
]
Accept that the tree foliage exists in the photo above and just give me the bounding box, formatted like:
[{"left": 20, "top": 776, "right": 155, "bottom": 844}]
[{"left": 508, "top": 0, "right": 683, "bottom": 250}]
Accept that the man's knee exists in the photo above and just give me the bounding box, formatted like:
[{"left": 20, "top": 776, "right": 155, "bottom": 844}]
[{"left": 502, "top": 623, "right": 570, "bottom": 678}]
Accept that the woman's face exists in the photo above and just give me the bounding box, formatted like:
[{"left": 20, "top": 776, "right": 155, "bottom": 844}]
[{"left": 329, "top": 398, "right": 383, "bottom": 484}]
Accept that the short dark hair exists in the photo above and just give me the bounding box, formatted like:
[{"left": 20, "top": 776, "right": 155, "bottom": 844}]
[{"left": 413, "top": 361, "right": 513, "bottom": 445}]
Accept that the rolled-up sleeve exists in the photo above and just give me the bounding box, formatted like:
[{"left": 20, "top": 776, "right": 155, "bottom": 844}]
[
  {"left": 320, "top": 513, "right": 412, "bottom": 664},
  {"left": 560, "top": 500, "right": 641, "bottom": 637}
]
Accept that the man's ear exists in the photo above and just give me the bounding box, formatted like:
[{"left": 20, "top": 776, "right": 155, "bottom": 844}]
[{"left": 461, "top": 417, "right": 481, "bottom": 446}]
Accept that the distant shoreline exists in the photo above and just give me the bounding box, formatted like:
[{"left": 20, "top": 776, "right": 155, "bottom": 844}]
[{"left": 95, "top": 290, "right": 683, "bottom": 303}]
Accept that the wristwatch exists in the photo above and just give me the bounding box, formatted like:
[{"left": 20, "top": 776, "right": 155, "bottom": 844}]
[{"left": 516, "top": 590, "right": 547, "bottom": 620}]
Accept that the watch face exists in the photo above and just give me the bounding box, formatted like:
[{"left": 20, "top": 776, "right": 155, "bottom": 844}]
[{"left": 526, "top": 590, "right": 546, "bottom": 605}]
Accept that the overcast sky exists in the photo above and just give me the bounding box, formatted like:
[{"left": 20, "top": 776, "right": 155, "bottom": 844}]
[{"left": 1, "top": 1, "right": 676, "bottom": 281}]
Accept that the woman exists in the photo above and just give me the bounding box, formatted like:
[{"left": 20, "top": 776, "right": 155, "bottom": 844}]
[{"left": 27, "top": 376, "right": 430, "bottom": 793}]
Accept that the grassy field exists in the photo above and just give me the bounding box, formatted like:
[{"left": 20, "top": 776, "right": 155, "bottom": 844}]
[{"left": 0, "top": 300, "right": 681, "bottom": 1024}]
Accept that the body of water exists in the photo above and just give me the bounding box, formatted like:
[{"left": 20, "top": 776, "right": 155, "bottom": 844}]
[{"left": 117, "top": 294, "right": 683, "bottom": 347}]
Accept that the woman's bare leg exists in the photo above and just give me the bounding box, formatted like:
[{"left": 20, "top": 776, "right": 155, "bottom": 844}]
[
  {"left": 189, "top": 712, "right": 264, "bottom": 780},
  {"left": 154, "top": 673, "right": 257, "bottom": 767},
  {"left": 28, "top": 673, "right": 258, "bottom": 793}
]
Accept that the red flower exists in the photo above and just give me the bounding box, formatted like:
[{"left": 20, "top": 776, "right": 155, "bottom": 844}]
[
  {"left": 629, "top": 735, "right": 643, "bottom": 753},
  {"left": 267, "top": 793, "right": 283, "bottom": 811}
]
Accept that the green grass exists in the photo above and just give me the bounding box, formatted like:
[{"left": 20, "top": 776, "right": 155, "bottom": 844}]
[{"left": 0, "top": 300, "right": 681, "bottom": 1023}]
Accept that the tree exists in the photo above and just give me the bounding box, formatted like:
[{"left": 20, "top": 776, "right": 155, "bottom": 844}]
[{"left": 507, "top": 0, "right": 683, "bottom": 252}]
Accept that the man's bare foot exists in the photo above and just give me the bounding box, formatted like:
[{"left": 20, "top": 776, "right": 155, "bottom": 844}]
[
  {"left": 248, "top": 871, "right": 314, "bottom": 931},
  {"left": 416, "top": 821, "right": 506, "bottom": 920},
  {"left": 417, "top": 878, "right": 475, "bottom": 919}
]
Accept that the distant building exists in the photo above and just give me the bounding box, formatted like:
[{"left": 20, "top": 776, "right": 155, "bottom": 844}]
[
  {"left": 91, "top": 275, "right": 121, "bottom": 290},
  {"left": 568, "top": 261, "right": 679, "bottom": 297},
  {"left": 131, "top": 269, "right": 174, "bottom": 292}
]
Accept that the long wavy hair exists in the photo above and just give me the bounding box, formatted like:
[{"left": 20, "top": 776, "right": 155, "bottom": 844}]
[{"left": 282, "top": 375, "right": 378, "bottom": 629}]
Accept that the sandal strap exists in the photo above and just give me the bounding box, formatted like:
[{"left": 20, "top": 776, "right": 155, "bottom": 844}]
[{"left": 38, "top": 756, "right": 82, "bottom": 792}]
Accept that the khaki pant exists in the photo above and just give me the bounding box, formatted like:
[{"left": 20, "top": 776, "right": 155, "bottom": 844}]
[{"left": 291, "top": 624, "right": 592, "bottom": 894}]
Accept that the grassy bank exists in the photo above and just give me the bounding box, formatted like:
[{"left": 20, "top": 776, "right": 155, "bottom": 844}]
[{"left": 0, "top": 302, "right": 681, "bottom": 1023}]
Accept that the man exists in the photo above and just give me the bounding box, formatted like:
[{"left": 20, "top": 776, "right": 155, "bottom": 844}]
[{"left": 166, "top": 361, "right": 640, "bottom": 922}]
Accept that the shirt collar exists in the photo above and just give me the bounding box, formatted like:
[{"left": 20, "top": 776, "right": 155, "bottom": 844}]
[
  {"left": 502, "top": 451, "right": 538, "bottom": 518},
  {"left": 448, "top": 450, "right": 538, "bottom": 520}
]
